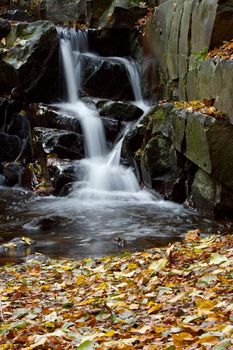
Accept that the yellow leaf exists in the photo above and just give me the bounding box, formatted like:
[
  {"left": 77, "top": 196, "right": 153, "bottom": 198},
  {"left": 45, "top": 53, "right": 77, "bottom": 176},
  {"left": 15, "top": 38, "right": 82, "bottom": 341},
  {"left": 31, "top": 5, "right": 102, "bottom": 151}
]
[
  {"left": 77, "top": 298, "right": 95, "bottom": 305},
  {"left": 172, "top": 332, "right": 194, "bottom": 345},
  {"left": 196, "top": 299, "right": 216, "bottom": 310},
  {"left": 198, "top": 335, "right": 219, "bottom": 345},
  {"left": 127, "top": 263, "right": 138, "bottom": 270},
  {"left": 104, "top": 330, "right": 115, "bottom": 337},
  {"left": 148, "top": 304, "right": 162, "bottom": 314},
  {"left": 76, "top": 276, "right": 86, "bottom": 285},
  {"left": 63, "top": 265, "right": 73, "bottom": 271}
]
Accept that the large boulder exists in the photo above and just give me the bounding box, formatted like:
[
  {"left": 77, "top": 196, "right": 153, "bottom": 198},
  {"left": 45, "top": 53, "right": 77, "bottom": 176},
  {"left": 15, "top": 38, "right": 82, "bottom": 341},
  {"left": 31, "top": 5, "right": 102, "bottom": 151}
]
[
  {"left": 34, "top": 127, "right": 84, "bottom": 159},
  {"left": 28, "top": 105, "right": 83, "bottom": 134},
  {"left": 98, "top": 101, "right": 144, "bottom": 122},
  {"left": 0, "top": 20, "right": 59, "bottom": 103},
  {"left": 81, "top": 55, "right": 134, "bottom": 100}
]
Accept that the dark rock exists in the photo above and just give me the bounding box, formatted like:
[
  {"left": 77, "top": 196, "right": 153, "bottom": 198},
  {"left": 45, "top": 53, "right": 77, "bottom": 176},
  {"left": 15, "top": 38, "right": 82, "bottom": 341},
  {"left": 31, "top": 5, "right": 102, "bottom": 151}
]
[
  {"left": 0, "top": 18, "right": 10, "bottom": 39},
  {"left": 88, "top": 28, "right": 131, "bottom": 57},
  {"left": 81, "top": 55, "right": 134, "bottom": 100},
  {"left": 28, "top": 105, "right": 82, "bottom": 134},
  {"left": 99, "top": 101, "right": 143, "bottom": 122},
  {"left": 0, "top": 132, "right": 21, "bottom": 162},
  {"left": 34, "top": 127, "right": 84, "bottom": 159},
  {"left": 0, "top": 98, "right": 23, "bottom": 130},
  {"left": 0, "top": 20, "right": 59, "bottom": 103},
  {"left": 26, "top": 215, "right": 72, "bottom": 231},
  {"left": 0, "top": 237, "right": 36, "bottom": 256},
  {"left": 0, "top": 9, "right": 33, "bottom": 22},
  {"left": 102, "top": 116, "right": 123, "bottom": 143},
  {"left": 2, "top": 161, "right": 32, "bottom": 188},
  {"left": 3, "top": 162, "right": 24, "bottom": 186},
  {"left": 47, "top": 158, "right": 78, "bottom": 195},
  {"left": 210, "top": 0, "right": 233, "bottom": 49}
]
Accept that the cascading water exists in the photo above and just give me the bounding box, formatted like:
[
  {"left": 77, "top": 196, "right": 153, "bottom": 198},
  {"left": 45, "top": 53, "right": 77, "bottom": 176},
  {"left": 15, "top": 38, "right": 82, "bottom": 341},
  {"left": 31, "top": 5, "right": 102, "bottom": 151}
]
[
  {"left": 0, "top": 28, "right": 228, "bottom": 263},
  {"left": 57, "top": 27, "right": 152, "bottom": 201}
]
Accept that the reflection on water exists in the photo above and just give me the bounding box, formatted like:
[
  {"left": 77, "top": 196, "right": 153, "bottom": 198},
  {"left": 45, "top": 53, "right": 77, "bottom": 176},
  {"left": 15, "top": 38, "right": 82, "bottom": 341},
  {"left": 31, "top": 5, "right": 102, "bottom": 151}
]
[{"left": 0, "top": 186, "right": 231, "bottom": 264}]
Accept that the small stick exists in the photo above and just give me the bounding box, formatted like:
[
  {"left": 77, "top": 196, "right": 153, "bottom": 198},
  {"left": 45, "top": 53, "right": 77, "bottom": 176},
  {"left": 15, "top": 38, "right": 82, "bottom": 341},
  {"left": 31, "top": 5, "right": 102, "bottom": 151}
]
[{"left": 0, "top": 297, "right": 4, "bottom": 322}]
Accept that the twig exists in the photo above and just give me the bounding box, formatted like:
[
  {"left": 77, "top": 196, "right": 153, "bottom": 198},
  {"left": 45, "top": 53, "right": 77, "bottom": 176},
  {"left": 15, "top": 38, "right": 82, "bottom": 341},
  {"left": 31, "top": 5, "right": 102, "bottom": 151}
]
[{"left": 0, "top": 297, "right": 5, "bottom": 322}]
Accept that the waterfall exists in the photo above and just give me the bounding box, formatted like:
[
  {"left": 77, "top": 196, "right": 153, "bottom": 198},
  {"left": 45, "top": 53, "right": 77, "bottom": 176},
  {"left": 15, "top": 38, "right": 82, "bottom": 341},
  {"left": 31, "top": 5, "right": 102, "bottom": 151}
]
[{"left": 58, "top": 28, "right": 152, "bottom": 201}]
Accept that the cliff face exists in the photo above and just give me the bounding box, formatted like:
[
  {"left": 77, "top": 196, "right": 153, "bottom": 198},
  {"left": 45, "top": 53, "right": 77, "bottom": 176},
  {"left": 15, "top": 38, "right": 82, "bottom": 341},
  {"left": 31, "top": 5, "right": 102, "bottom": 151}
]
[{"left": 144, "top": 0, "right": 233, "bottom": 122}]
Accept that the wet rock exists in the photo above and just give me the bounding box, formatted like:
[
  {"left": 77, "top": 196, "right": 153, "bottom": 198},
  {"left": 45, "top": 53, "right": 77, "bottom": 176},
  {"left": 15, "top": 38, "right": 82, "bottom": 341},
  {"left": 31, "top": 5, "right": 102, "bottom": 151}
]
[
  {"left": 82, "top": 55, "right": 134, "bottom": 100},
  {"left": 34, "top": 127, "right": 84, "bottom": 159},
  {"left": 0, "top": 18, "right": 10, "bottom": 39},
  {"left": 27, "top": 215, "right": 72, "bottom": 231},
  {"left": 47, "top": 158, "right": 78, "bottom": 195},
  {"left": 0, "top": 20, "right": 59, "bottom": 103},
  {"left": 0, "top": 237, "right": 36, "bottom": 256},
  {"left": 28, "top": 105, "right": 82, "bottom": 134},
  {"left": 2, "top": 161, "right": 32, "bottom": 188},
  {"left": 98, "top": 101, "right": 143, "bottom": 122},
  {"left": 102, "top": 117, "right": 122, "bottom": 143},
  {"left": 3, "top": 162, "right": 24, "bottom": 186}
]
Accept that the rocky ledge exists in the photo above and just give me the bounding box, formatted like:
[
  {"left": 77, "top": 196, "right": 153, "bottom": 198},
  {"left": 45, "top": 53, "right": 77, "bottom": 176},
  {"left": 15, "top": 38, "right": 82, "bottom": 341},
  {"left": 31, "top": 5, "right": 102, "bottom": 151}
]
[{"left": 124, "top": 102, "right": 233, "bottom": 217}]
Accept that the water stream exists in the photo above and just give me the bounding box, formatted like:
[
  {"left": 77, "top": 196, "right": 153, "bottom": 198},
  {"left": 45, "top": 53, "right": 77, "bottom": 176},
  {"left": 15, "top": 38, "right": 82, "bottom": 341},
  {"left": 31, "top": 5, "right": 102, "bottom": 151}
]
[
  {"left": 0, "top": 28, "right": 231, "bottom": 263},
  {"left": 58, "top": 27, "right": 151, "bottom": 200}
]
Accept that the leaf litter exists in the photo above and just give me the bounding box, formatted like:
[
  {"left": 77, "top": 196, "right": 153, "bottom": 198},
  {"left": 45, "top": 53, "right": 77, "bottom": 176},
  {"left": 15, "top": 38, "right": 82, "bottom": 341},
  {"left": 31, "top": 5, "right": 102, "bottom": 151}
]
[{"left": 0, "top": 233, "right": 233, "bottom": 349}]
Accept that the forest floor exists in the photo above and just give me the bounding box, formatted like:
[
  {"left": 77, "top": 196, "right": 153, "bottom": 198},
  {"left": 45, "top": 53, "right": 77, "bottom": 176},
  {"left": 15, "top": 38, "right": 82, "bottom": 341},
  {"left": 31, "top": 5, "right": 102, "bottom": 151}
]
[{"left": 0, "top": 231, "right": 233, "bottom": 349}]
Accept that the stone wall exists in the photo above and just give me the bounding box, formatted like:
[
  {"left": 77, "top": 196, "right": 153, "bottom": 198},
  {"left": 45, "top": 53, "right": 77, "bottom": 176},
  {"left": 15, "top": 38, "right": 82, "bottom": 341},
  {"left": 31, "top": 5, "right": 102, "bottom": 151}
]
[{"left": 145, "top": 0, "right": 233, "bottom": 122}]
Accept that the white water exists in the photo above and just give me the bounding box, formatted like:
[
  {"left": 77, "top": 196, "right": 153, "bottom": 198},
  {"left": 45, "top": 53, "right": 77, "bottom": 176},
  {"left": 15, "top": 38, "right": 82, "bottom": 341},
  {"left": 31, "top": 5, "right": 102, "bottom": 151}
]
[{"left": 58, "top": 28, "right": 152, "bottom": 201}]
